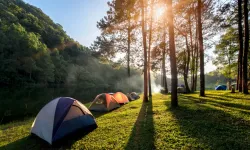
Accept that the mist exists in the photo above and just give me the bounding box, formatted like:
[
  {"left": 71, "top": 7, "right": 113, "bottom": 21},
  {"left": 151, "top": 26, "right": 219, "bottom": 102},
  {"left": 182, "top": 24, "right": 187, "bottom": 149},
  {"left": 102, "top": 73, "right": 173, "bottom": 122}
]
[
  {"left": 65, "top": 54, "right": 144, "bottom": 94},
  {"left": 150, "top": 74, "right": 163, "bottom": 93}
]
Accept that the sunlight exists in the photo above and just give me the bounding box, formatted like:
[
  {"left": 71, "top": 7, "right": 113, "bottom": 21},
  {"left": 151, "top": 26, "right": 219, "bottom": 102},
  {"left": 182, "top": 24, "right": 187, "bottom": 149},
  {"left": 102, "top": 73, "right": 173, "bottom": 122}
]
[{"left": 154, "top": 6, "right": 165, "bottom": 20}]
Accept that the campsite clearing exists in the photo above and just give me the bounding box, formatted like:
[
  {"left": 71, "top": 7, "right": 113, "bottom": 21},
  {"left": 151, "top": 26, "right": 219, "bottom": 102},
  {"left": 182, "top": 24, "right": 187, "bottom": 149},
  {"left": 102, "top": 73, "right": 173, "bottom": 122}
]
[{"left": 1, "top": 91, "right": 250, "bottom": 149}]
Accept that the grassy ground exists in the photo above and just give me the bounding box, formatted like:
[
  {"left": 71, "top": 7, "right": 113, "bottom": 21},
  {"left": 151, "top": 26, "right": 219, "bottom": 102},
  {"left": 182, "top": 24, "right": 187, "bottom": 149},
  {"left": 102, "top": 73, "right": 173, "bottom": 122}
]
[{"left": 1, "top": 91, "right": 250, "bottom": 149}]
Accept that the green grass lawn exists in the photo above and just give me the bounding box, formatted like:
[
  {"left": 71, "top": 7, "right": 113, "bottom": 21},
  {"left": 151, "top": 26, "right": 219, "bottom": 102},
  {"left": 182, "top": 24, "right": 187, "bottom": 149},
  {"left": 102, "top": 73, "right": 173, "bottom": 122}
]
[{"left": 1, "top": 91, "right": 250, "bottom": 149}]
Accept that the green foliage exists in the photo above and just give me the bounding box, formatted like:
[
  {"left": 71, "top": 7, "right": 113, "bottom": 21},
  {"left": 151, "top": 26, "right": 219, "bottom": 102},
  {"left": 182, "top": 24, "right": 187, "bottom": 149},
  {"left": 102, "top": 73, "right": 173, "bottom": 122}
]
[
  {"left": 0, "top": 0, "right": 142, "bottom": 88},
  {"left": 213, "top": 27, "right": 238, "bottom": 80}
]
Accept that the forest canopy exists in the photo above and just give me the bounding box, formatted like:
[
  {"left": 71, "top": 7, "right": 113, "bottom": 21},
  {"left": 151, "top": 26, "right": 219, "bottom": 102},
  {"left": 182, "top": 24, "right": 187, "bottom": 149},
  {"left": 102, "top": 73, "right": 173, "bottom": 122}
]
[{"left": 0, "top": 0, "right": 142, "bottom": 92}]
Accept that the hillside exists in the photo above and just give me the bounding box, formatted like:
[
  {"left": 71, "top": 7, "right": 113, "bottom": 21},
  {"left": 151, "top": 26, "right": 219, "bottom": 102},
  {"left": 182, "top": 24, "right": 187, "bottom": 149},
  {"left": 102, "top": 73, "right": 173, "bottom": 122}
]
[{"left": 0, "top": 0, "right": 142, "bottom": 90}]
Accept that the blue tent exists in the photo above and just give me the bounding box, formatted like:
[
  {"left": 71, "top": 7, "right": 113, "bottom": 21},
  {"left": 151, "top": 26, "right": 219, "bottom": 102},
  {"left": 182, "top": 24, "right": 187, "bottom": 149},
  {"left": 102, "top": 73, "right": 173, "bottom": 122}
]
[
  {"left": 215, "top": 85, "right": 227, "bottom": 90},
  {"left": 31, "top": 97, "right": 97, "bottom": 144}
]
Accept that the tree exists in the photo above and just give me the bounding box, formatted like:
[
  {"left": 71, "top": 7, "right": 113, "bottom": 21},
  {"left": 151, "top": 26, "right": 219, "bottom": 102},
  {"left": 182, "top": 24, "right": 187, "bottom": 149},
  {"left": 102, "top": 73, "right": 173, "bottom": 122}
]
[
  {"left": 198, "top": 0, "right": 205, "bottom": 96},
  {"left": 237, "top": 0, "right": 243, "bottom": 92},
  {"left": 96, "top": 0, "right": 137, "bottom": 77},
  {"left": 213, "top": 27, "right": 238, "bottom": 89},
  {"left": 167, "top": 0, "right": 178, "bottom": 107},
  {"left": 243, "top": 0, "right": 249, "bottom": 94},
  {"left": 148, "top": 0, "right": 154, "bottom": 97},
  {"left": 162, "top": 5, "right": 169, "bottom": 94},
  {"left": 141, "top": 0, "right": 148, "bottom": 102}
]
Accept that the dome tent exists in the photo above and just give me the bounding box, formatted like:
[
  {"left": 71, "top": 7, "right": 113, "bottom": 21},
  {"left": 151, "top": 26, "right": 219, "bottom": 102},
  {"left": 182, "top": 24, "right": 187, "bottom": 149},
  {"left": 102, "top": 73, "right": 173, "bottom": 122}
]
[
  {"left": 31, "top": 97, "right": 97, "bottom": 144},
  {"left": 215, "top": 85, "right": 227, "bottom": 90},
  {"left": 89, "top": 93, "right": 120, "bottom": 112},
  {"left": 129, "top": 92, "right": 140, "bottom": 101},
  {"left": 113, "top": 92, "right": 129, "bottom": 104}
]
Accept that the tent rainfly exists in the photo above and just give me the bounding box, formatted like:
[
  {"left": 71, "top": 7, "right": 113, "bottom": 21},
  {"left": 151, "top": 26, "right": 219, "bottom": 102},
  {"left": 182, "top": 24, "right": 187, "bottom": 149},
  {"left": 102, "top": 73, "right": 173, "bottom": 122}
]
[
  {"left": 31, "top": 97, "right": 97, "bottom": 144},
  {"left": 89, "top": 93, "right": 120, "bottom": 112},
  {"left": 130, "top": 92, "right": 140, "bottom": 101},
  {"left": 113, "top": 92, "right": 129, "bottom": 104},
  {"left": 215, "top": 85, "right": 227, "bottom": 90}
]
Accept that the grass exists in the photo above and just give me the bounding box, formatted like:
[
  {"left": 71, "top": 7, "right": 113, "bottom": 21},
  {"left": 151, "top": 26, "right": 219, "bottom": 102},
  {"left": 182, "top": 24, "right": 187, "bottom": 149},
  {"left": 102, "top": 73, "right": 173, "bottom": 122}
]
[{"left": 1, "top": 91, "right": 250, "bottom": 149}]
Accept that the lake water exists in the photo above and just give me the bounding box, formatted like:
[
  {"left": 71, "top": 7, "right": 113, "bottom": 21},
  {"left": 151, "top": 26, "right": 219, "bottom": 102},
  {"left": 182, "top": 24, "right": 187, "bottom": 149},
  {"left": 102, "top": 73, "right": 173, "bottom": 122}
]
[{"left": 0, "top": 87, "right": 113, "bottom": 124}]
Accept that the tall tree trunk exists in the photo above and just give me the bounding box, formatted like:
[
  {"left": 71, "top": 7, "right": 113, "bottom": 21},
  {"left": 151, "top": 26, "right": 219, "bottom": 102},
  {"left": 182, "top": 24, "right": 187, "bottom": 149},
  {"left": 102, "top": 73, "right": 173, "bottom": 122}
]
[
  {"left": 238, "top": 0, "right": 243, "bottom": 92},
  {"left": 167, "top": 0, "right": 178, "bottom": 107},
  {"left": 189, "top": 14, "right": 195, "bottom": 92},
  {"left": 148, "top": 0, "right": 154, "bottom": 97},
  {"left": 184, "top": 35, "right": 191, "bottom": 93},
  {"left": 162, "top": 42, "right": 168, "bottom": 93},
  {"left": 127, "top": 16, "right": 131, "bottom": 77},
  {"left": 228, "top": 56, "right": 232, "bottom": 90},
  {"left": 198, "top": 0, "right": 205, "bottom": 96},
  {"left": 237, "top": 65, "right": 239, "bottom": 90},
  {"left": 194, "top": 42, "right": 199, "bottom": 91},
  {"left": 162, "top": 16, "right": 168, "bottom": 94},
  {"left": 193, "top": 20, "right": 199, "bottom": 91},
  {"left": 141, "top": 0, "right": 148, "bottom": 102},
  {"left": 243, "top": 0, "right": 249, "bottom": 94},
  {"left": 193, "top": 3, "right": 199, "bottom": 91}
]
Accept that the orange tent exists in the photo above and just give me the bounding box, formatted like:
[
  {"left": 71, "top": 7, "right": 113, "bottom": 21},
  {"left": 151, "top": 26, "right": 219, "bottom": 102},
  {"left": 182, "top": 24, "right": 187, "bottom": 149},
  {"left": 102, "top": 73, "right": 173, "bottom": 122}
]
[
  {"left": 113, "top": 92, "right": 129, "bottom": 104},
  {"left": 89, "top": 93, "right": 120, "bottom": 112}
]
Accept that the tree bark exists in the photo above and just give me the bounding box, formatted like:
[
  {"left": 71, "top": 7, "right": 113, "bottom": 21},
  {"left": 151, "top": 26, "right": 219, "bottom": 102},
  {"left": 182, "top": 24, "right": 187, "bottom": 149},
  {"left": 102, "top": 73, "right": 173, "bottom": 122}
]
[
  {"left": 238, "top": 0, "right": 243, "bottom": 92},
  {"left": 162, "top": 16, "right": 168, "bottom": 94},
  {"left": 198, "top": 0, "right": 205, "bottom": 96},
  {"left": 167, "top": 0, "right": 178, "bottom": 107},
  {"left": 189, "top": 13, "right": 195, "bottom": 92},
  {"left": 162, "top": 41, "right": 168, "bottom": 93},
  {"left": 141, "top": 0, "right": 148, "bottom": 102},
  {"left": 184, "top": 35, "right": 191, "bottom": 93},
  {"left": 228, "top": 55, "right": 232, "bottom": 90},
  {"left": 194, "top": 5, "right": 199, "bottom": 91},
  {"left": 194, "top": 19, "right": 199, "bottom": 91},
  {"left": 148, "top": 0, "right": 153, "bottom": 97},
  {"left": 127, "top": 15, "right": 131, "bottom": 77},
  {"left": 243, "top": 0, "right": 249, "bottom": 94},
  {"left": 194, "top": 41, "right": 199, "bottom": 91}
]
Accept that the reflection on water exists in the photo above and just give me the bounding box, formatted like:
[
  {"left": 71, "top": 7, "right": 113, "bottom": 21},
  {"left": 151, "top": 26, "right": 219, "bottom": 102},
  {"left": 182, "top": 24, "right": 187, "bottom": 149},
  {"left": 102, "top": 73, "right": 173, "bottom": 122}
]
[{"left": 0, "top": 87, "right": 113, "bottom": 124}]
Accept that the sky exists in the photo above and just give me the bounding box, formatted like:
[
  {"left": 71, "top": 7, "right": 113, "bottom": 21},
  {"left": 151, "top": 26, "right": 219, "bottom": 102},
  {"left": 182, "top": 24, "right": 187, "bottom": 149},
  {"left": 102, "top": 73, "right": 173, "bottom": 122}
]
[
  {"left": 24, "top": 0, "right": 109, "bottom": 47},
  {"left": 23, "top": 0, "right": 216, "bottom": 73}
]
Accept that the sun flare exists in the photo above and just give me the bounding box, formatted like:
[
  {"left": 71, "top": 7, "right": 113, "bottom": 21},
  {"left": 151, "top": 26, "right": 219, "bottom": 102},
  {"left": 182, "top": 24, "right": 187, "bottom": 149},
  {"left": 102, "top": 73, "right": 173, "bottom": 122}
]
[{"left": 154, "top": 6, "right": 165, "bottom": 19}]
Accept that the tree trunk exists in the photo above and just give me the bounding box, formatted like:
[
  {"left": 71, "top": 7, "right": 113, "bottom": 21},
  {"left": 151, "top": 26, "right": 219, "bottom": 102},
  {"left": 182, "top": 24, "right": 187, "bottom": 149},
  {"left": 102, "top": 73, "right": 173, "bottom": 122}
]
[
  {"left": 238, "top": 0, "right": 243, "bottom": 92},
  {"left": 162, "top": 43, "right": 168, "bottom": 93},
  {"left": 193, "top": 4, "right": 199, "bottom": 92},
  {"left": 167, "top": 0, "right": 178, "bottom": 107},
  {"left": 189, "top": 14, "right": 195, "bottom": 92},
  {"left": 148, "top": 0, "right": 154, "bottom": 97},
  {"left": 184, "top": 35, "right": 191, "bottom": 93},
  {"left": 194, "top": 24, "right": 199, "bottom": 91},
  {"left": 141, "top": 0, "right": 148, "bottom": 102},
  {"left": 243, "top": 0, "right": 249, "bottom": 94},
  {"left": 237, "top": 68, "right": 239, "bottom": 90},
  {"left": 198, "top": 0, "right": 205, "bottom": 96},
  {"left": 162, "top": 19, "right": 168, "bottom": 94},
  {"left": 127, "top": 16, "right": 131, "bottom": 77},
  {"left": 194, "top": 43, "right": 199, "bottom": 91},
  {"left": 228, "top": 57, "right": 232, "bottom": 90}
]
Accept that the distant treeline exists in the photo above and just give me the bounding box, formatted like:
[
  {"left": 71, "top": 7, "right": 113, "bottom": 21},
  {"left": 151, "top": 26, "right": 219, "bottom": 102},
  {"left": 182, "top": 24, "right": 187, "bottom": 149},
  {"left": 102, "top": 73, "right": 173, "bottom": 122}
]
[
  {"left": 154, "top": 70, "right": 228, "bottom": 90},
  {"left": 0, "top": 0, "right": 142, "bottom": 92}
]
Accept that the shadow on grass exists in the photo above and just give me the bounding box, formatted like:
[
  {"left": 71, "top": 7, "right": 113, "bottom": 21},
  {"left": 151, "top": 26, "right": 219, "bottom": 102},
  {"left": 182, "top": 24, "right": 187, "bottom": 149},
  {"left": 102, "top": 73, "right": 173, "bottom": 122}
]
[
  {"left": 0, "top": 125, "right": 97, "bottom": 149},
  {"left": 183, "top": 94, "right": 250, "bottom": 111},
  {"left": 206, "top": 92, "right": 250, "bottom": 100},
  {"left": 167, "top": 95, "right": 250, "bottom": 149},
  {"left": 125, "top": 97, "right": 155, "bottom": 150}
]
